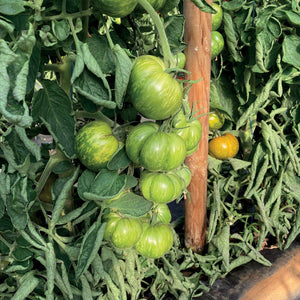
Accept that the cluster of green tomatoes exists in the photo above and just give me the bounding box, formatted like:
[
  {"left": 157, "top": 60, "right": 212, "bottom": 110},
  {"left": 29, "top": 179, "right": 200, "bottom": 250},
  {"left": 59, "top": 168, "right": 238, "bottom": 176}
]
[
  {"left": 211, "top": 3, "right": 225, "bottom": 60},
  {"left": 75, "top": 52, "right": 202, "bottom": 258}
]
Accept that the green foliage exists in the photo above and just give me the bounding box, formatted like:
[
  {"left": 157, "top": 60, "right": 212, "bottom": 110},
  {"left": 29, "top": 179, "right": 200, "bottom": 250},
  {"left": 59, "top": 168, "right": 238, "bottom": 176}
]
[{"left": 0, "top": 0, "right": 299, "bottom": 299}]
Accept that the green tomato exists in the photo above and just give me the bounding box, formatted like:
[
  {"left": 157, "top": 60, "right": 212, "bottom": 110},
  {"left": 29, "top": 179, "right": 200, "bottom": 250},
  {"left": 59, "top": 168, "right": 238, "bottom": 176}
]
[
  {"left": 127, "top": 55, "right": 183, "bottom": 120},
  {"left": 173, "top": 112, "right": 202, "bottom": 156},
  {"left": 139, "top": 132, "right": 186, "bottom": 171},
  {"left": 92, "top": 0, "right": 138, "bottom": 18},
  {"left": 153, "top": 204, "right": 172, "bottom": 224},
  {"left": 211, "top": 31, "right": 224, "bottom": 59},
  {"left": 135, "top": 223, "right": 173, "bottom": 258},
  {"left": 104, "top": 213, "right": 143, "bottom": 249},
  {"left": 125, "top": 122, "right": 159, "bottom": 166},
  {"left": 209, "top": 109, "right": 225, "bottom": 130},
  {"left": 174, "top": 52, "right": 186, "bottom": 69},
  {"left": 75, "top": 121, "right": 119, "bottom": 172},
  {"left": 173, "top": 164, "right": 192, "bottom": 189},
  {"left": 135, "top": 0, "right": 167, "bottom": 12},
  {"left": 140, "top": 171, "right": 183, "bottom": 204},
  {"left": 212, "top": 3, "right": 223, "bottom": 31}
]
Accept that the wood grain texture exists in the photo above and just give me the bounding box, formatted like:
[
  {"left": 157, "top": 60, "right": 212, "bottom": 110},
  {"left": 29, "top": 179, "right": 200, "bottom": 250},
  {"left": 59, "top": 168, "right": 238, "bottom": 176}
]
[{"left": 183, "top": 0, "right": 212, "bottom": 252}]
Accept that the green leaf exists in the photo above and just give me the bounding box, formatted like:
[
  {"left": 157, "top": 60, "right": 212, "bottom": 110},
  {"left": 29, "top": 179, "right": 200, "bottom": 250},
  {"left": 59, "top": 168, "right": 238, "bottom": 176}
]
[
  {"left": 107, "top": 146, "right": 131, "bottom": 171},
  {"left": 107, "top": 192, "right": 153, "bottom": 217},
  {"left": 32, "top": 80, "right": 76, "bottom": 158},
  {"left": 84, "top": 169, "right": 127, "bottom": 201},
  {"left": 228, "top": 158, "right": 251, "bottom": 171},
  {"left": 160, "top": 0, "right": 180, "bottom": 14},
  {"left": 285, "top": 10, "right": 300, "bottom": 26},
  {"left": 282, "top": 34, "right": 300, "bottom": 68},
  {"left": 74, "top": 69, "right": 115, "bottom": 109},
  {"left": 6, "top": 176, "right": 29, "bottom": 230},
  {"left": 52, "top": 19, "right": 70, "bottom": 41},
  {"left": 0, "top": 0, "right": 25, "bottom": 15},
  {"left": 12, "top": 247, "right": 33, "bottom": 262},
  {"left": 75, "top": 220, "right": 106, "bottom": 279},
  {"left": 10, "top": 272, "right": 39, "bottom": 300},
  {"left": 113, "top": 44, "right": 133, "bottom": 109},
  {"left": 77, "top": 169, "right": 97, "bottom": 201},
  {"left": 222, "top": 0, "right": 246, "bottom": 11},
  {"left": 189, "top": 0, "right": 215, "bottom": 13}
]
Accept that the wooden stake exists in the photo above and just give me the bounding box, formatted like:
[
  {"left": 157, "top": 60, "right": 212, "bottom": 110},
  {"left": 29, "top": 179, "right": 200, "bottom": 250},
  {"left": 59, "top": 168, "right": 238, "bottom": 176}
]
[{"left": 183, "top": 0, "right": 212, "bottom": 252}]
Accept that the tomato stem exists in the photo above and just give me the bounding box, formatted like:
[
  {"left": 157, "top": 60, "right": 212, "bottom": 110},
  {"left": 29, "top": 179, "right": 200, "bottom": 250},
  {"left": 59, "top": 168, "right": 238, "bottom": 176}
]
[{"left": 137, "top": 0, "right": 175, "bottom": 68}]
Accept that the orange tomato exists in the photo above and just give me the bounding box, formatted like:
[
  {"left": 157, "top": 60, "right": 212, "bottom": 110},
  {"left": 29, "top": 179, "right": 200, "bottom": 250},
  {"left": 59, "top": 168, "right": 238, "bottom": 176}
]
[{"left": 208, "top": 133, "right": 239, "bottom": 160}]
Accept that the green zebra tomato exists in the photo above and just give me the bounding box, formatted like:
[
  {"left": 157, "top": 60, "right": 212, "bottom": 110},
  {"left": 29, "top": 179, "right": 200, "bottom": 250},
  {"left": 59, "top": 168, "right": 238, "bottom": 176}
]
[
  {"left": 75, "top": 121, "right": 119, "bottom": 172},
  {"left": 211, "top": 31, "right": 224, "bottom": 59},
  {"left": 92, "top": 0, "right": 138, "bottom": 18},
  {"left": 103, "top": 213, "right": 143, "bottom": 249},
  {"left": 212, "top": 3, "right": 223, "bottom": 31},
  {"left": 209, "top": 109, "right": 225, "bottom": 130},
  {"left": 174, "top": 164, "right": 192, "bottom": 188},
  {"left": 174, "top": 52, "right": 186, "bottom": 69},
  {"left": 135, "top": 0, "right": 167, "bottom": 12},
  {"left": 153, "top": 204, "right": 172, "bottom": 224},
  {"left": 127, "top": 55, "right": 183, "bottom": 120},
  {"left": 135, "top": 223, "right": 173, "bottom": 258},
  {"left": 173, "top": 110, "right": 202, "bottom": 156},
  {"left": 140, "top": 171, "right": 183, "bottom": 204},
  {"left": 139, "top": 132, "right": 186, "bottom": 171}
]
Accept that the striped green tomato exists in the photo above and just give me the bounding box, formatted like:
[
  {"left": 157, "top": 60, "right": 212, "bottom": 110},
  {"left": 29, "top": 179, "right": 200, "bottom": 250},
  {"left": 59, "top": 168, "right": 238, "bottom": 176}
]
[{"left": 75, "top": 121, "right": 119, "bottom": 172}]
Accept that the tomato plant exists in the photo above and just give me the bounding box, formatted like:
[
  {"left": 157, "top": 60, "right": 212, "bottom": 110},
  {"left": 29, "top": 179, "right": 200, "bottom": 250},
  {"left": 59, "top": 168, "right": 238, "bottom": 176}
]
[
  {"left": 75, "top": 120, "right": 119, "bottom": 172},
  {"left": 140, "top": 170, "right": 183, "bottom": 203},
  {"left": 211, "top": 31, "right": 224, "bottom": 59},
  {"left": 127, "top": 55, "right": 183, "bottom": 120},
  {"left": 209, "top": 109, "right": 225, "bottom": 130},
  {"left": 208, "top": 133, "right": 239, "bottom": 160},
  {"left": 135, "top": 223, "right": 174, "bottom": 259},
  {"left": 153, "top": 203, "right": 172, "bottom": 224}
]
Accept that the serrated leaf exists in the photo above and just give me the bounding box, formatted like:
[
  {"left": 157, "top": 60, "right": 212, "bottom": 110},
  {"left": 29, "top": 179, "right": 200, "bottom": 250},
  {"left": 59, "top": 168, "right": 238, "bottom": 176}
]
[
  {"left": 32, "top": 80, "right": 76, "bottom": 158},
  {"left": 282, "top": 34, "right": 300, "bottom": 68},
  {"left": 75, "top": 221, "right": 106, "bottom": 279},
  {"left": 107, "top": 192, "right": 153, "bottom": 217},
  {"left": 113, "top": 44, "right": 132, "bottom": 109}
]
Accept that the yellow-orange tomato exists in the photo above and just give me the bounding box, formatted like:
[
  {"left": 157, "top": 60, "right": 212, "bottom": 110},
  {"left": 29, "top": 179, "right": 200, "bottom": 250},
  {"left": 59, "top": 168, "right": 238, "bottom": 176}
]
[
  {"left": 209, "top": 110, "right": 225, "bottom": 130},
  {"left": 208, "top": 133, "right": 239, "bottom": 160}
]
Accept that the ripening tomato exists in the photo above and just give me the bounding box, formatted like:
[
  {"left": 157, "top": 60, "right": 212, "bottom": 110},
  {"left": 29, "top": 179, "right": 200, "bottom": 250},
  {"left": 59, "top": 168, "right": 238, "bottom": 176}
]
[
  {"left": 209, "top": 109, "right": 225, "bottom": 130},
  {"left": 212, "top": 3, "right": 223, "bottom": 31},
  {"left": 135, "top": 223, "right": 173, "bottom": 258},
  {"left": 103, "top": 213, "right": 143, "bottom": 249},
  {"left": 140, "top": 171, "right": 183, "bottom": 204},
  {"left": 75, "top": 121, "right": 119, "bottom": 172},
  {"left": 208, "top": 133, "right": 239, "bottom": 160},
  {"left": 127, "top": 55, "right": 183, "bottom": 120},
  {"left": 211, "top": 31, "right": 224, "bottom": 59}
]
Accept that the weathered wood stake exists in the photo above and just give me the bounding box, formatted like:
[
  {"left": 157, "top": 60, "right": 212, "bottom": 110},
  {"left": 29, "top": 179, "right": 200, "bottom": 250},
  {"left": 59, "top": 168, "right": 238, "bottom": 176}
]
[{"left": 184, "top": 0, "right": 212, "bottom": 252}]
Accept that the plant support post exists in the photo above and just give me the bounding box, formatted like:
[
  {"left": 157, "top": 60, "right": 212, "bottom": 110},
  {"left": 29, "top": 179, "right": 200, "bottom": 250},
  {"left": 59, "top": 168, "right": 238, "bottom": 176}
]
[{"left": 183, "top": 0, "right": 212, "bottom": 252}]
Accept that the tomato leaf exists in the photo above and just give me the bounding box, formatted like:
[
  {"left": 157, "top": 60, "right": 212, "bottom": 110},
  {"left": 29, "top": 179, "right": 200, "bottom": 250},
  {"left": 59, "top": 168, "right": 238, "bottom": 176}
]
[
  {"left": 32, "top": 80, "right": 76, "bottom": 158},
  {"left": 282, "top": 34, "right": 300, "bottom": 68},
  {"left": 113, "top": 44, "right": 133, "bottom": 109},
  {"left": 0, "top": 0, "right": 25, "bottom": 15},
  {"left": 107, "top": 146, "right": 131, "bottom": 171},
  {"left": 75, "top": 220, "right": 106, "bottom": 279},
  {"left": 107, "top": 192, "right": 153, "bottom": 217},
  {"left": 77, "top": 170, "right": 97, "bottom": 202},
  {"left": 189, "top": 0, "right": 215, "bottom": 13}
]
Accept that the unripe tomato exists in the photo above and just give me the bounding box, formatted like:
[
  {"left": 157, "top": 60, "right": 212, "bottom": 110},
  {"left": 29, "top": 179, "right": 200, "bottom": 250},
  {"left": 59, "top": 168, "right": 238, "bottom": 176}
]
[
  {"left": 208, "top": 133, "right": 239, "bottom": 160},
  {"left": 173, "top": 110, "right": 202, "bottom": 156},
  {"left": 135, "top": 223, "right": 173, "bottom": 258},
  {"left": 140, "top": 132, "right": 186, "bottom": 171},
  {"left": 127, "top": 55, "right": 183, "bottom": 120},
  {"left": 174, "top": 52, "right": 186, "bottom": 69},
  {"left": 212, "top": 3, "right": 223, "bottom": 31},
  {"left": 153, "top": 204, "right": 172, "bottom": 224},
  {"left": 140, "top": 171, "right": 183, "bottom": 204},
  {"left": 174, "top": 164, "right": 192, "bottom": 188},
  {"left": 211, "top": 31, "right": 224, "bottom": 59},
  {"left": 92, "top": 0, "right": 138, "bottom": 18},
  {"left": 75, "top": 121, "right": 119, "bottom": 172},
  {"left": 103, "top": 213, "right": 143, "bottom": 249},
  {"left": 209, "top": 109, "right": 225, "bottom": 130},
  {"left": 125, "top": 122, "right": 159, "bottom": 166},
  {"left": 135, "top": 0, "right": 167, "bottom": 13}
]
